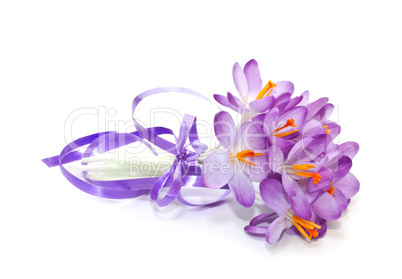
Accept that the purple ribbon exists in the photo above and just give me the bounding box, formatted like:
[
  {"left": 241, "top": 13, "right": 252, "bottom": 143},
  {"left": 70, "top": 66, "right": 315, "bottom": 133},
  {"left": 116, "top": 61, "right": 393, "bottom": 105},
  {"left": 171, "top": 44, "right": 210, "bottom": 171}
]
[
  {"left": 131, "top": 87, "right": 214, "bottom": 151},
  {"left": 42, "top": 87, "right": 230, "bottom": 206}
]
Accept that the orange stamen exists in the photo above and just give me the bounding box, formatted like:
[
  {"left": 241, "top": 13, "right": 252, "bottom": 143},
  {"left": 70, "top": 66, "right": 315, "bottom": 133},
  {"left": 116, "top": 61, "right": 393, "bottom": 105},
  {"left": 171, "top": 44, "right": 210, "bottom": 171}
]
[
  {"left": 327, "top": 185, "right": 335, "bottom": 196},
  {"left": 291, "top": 215, "right": 321, "bottom": 240},
  {"left": 292, "top": 164, "right": 316, "bottom": 171},
  {"left": 256, "top": 80, "right": 277, "bottom": 100},
  {"left": 230, "top": 149, "right": 264, "bottom": 166},
  {"left": 273, "top": 119, "right": 297, "bottom": 134},
  {"left": 272, "top": 119, "right": 298, "bottom": 138},
  {"left": 291, "top": 221, "right": 311, "bottom": 239},
  {"left": 236, "top": 157, "right": 254, "bottom": 165},
  {"left": 292, "top": 215, "right": 320, "bottom": 230},
  {"left": 305, "top": 228, "right": 319, "bottom": 239},
  {"left": 323, "top": 125, "right": 331, "bottom": 134},
  {"left": 294, "top": 171, "right": 321, "bottom": 184},
  {"left": 273, "top": 130, "right": 299, "bottom": 138}
]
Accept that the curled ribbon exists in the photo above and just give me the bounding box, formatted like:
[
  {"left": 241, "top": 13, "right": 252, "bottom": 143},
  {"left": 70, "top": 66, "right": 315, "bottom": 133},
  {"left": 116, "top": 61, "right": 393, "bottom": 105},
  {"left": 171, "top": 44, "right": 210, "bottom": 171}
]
[{"left": 42, "top": 87, "right": 230, "bottom": 206}]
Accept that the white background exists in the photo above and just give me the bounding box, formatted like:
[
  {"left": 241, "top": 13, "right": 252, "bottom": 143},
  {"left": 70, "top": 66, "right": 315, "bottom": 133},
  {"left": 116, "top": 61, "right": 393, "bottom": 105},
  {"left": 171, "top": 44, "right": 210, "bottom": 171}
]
[{"left": 1, "top": 1, "right": 401, "bottom": 278}]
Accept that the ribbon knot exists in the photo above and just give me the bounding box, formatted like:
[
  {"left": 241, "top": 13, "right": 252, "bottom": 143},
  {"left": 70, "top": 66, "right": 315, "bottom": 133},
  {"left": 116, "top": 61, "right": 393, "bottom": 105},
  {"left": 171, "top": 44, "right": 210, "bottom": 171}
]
[
  {"left": 176, "top": 150, "right": 190, "bottom": 163},
  {"left": 149, "top": 114, "right": 207, "bottom": 206}
]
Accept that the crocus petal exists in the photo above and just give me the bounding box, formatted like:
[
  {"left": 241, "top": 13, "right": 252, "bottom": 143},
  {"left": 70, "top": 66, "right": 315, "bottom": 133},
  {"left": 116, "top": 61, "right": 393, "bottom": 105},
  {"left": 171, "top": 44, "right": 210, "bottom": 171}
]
[
  {"left": 271, "top": 81, "right": 294, "bottom": 97},
  {"left": 244, "top": 224, "right": 268, "bottom": 235},
  {"left": 325, "top": 121, "right": 341, "bottom": 140},
  {"left": 333, "top": 189, "right": 349, "bottom": 212},
  {"left": 316, "top": 221, "right": 327, "bottom": 238},
  {"left": 201, "top": 151, "right": 234, "bottom": 189},
  {"left": 284, "top": 95, "right": 303, "bottom": 110},
  {"left": 227, "top": 92, "right": 249, "bottom": 113},
  {"left": 267, "top": 146, "right": 284, "bottom": 173},
  {"left": 278, "top": 106, "right": 308, "bottom": 130},
  {"left": 228, "top": 170, "right": 255, "bottom": 207},
  {"left": 289, "top": 184, "right": 312, "bottom": 220},
  {"left": 232, "top": 62, "right": 248, "bottom": 103},
  {"left": 306, "top": 167, "right": 334, "bottom": 192},
  {"left": 315, "top": 103, "right": 334, "bottom": 122},
  {"left": 260, "top": 178, "right": 290, "bottom": 216},
  {"left": 237, "top": 119, "right": 266, "bottom": 151},
  {"left": 245, "top": 154, "right": 269, "bottom": 181},
  {"left": 266, "top": 216, "right": 288, "bottom": 245},
  {"left": 288, "top": 134, "right": 330, "bottom": 165},
  {"left": 331, "top": 155, "right": 352, "bottom": 182},
  {"left": 315, "top": 155, "right": 329, "bottom": 172},
  {"left": 269, "top": 137, "right": 294, "bottom": 157},
  {"left": 248, "top": 95, "right": 275, "bottom": 113},
  {"left": 214, "top": 111, "right": 236, "bottom": 149},
  {"left": 244, "top": 59, "right": 263, "bottom": 99},
  {"left": 301, "top": 119, "right": 327, "bottom": 139},
  {"left": 311, "top": 192, "right": 342, "bottom": 221},
  {"left": 282, "top": 172, "right": 299, "bottom": 197},
  {"left": 305, "top": 97, "right": 329, "bottom": 121},
  {"left": 326, "top": 141, "right": 339, "bottom": 154},
  {"left": 334, "top": 172, "right": 360, "bottom": 199},
  {"left": 285, "top": 137, "right": 314, "bottom": 165},
  {"left": 252, "top": 113, "right": 265, "bottom": 122},
  {"left": 246, "top": 214, "right": 278, "bottom": 236},
  {"left": 339, "top": 141, "right": 359, "bottom": 159},
  {"left": 305, "top": 190, "right": 320, "bottom": 205},
  {"left": 214, "top": 94, "right": 237, "bottom": 111},
  {"left": 272, "top": 92, "right": 291, "bottom": 112},
  {"left": 298, "top": 90, "right": 310, "bottom": 106},
  {"left": 263, "top": 107, "right": 280, "bottom": 135},
  {"left": 249, "top": 213, "right": 278, "bottom": 226}
]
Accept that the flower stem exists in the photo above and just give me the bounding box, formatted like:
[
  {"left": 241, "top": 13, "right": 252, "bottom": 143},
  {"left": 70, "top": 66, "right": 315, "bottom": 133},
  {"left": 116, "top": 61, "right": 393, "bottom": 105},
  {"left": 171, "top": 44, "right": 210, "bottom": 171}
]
[{"left": 255, "top": 191, "right": 263, "bottom": 202}]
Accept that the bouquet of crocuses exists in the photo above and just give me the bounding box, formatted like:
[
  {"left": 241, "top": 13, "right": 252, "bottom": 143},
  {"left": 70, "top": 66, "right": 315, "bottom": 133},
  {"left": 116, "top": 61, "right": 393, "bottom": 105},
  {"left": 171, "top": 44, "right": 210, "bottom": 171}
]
[{"left": 42, "top": 59, "right": 359, "bottom": 245}]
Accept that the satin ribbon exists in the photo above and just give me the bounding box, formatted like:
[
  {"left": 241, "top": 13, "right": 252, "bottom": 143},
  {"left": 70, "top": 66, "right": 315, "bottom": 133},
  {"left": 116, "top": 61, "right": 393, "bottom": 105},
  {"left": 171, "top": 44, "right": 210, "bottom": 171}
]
[{"left": 42, "top": 87, "right": 230, "bottom": 206}]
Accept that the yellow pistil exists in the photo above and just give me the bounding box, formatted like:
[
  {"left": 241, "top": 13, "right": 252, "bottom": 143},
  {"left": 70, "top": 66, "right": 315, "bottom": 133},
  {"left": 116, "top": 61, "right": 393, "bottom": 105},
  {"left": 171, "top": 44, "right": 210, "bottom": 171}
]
[
  {"left": 292, "top": 164, "right": 321, "bottom": 184},
  {"left": 272, "top": 118, "right": 298, "bottom": 138},
  {"left": 289, "top": 214, "right": 321, "bottom": 240},
  {"left": 229, "top": 149, "right": 264, "bottom": 166},
  {"left": 256, "top": 80, "right": 277, "bottom": 100},
  {"left": 323, "top": 125, "right": 331, "bottom": 134}
]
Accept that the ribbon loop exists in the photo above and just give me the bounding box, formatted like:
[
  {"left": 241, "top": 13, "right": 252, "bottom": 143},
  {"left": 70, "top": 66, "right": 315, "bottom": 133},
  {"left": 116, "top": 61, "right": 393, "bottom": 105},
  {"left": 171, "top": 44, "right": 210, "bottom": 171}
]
[{"left": 42, "top": 87, "right": 230, "bottom": 207}]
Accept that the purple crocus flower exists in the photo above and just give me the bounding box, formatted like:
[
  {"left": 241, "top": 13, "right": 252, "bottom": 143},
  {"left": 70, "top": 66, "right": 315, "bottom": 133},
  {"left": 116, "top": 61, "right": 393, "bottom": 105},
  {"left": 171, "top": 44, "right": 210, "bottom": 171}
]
[
  {"left": 308, "top": 100, "right": 341, "bottom": 140},
  {"left": 306, "top": 144, "right": 360, "bottom": 220},
  {"left": 267, "top": 135, "right": 332, "bottom": 193},
  {"left": 201, "top": 111, "right": 267, "bottom": 207},
  {"left": 326, "top": 141, "right": 360, "bottom": 203},
  {"left": 266, "top": 134, "right": 333, "bottom": 218},
  {"left": 262, "top": 106, "right": 308, "bottom": 156},
  {"left": 245, "top": 178, "right": 322, "bottom": 244},
  {"left": 214, "top": 59, "right": 294, "bottom": 119}
]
